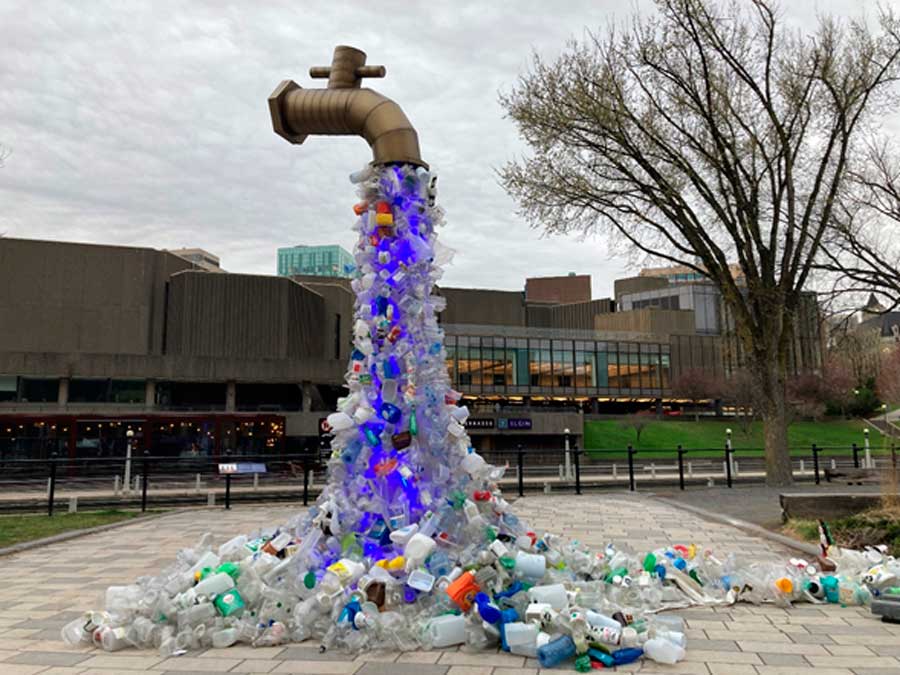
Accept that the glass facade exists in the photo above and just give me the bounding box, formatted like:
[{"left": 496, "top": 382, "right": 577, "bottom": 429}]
[
  {"left": 276, "top": 245, "right": 354, "bottom": 278},
  {"left": 444, "top": 334, "right": 670, "bottom": 396}
]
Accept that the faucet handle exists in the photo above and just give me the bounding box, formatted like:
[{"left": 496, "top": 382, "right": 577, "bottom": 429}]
[{"left": 309, "top": 65, "right": 386, "bottom": 81}]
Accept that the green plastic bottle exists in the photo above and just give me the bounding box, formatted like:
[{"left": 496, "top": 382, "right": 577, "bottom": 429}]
[
  {"left": 214, "top": 588, "right": 246, "bottom": 618},
  {"left": 642, "top": 553, "right": 657, "bottom": 573}
]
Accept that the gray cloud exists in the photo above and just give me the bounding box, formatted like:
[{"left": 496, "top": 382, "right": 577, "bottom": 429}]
[{"left": 0, "top": 0, "right": 892, "bottom": 297}]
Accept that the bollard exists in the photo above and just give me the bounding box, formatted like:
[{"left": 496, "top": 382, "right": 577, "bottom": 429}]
[
  {"left": 725, "top": 445, "right": 733, "bottom": 488},
  {"left": 517, "top": 447, "right": 525, "bottom": 497},
  {"left": 253, "top": 473, "right": 259, "bottom": 491},
  {"left": 612, "top": 463, "right": 617, "bottom": 480},
  {"left": 141, "top": 451, "right": 149, "bottom": 513},
  {"left": 677, "top": 446, "right": 685, "bottom": 491},
  {"left": 208, "top": 492, "right": 216, "bottom": 507},
  {"left": 688, "top": 461, "right": 693, "bottom": 478},
  {"left": 68, "top": 496, "right": 77, "bottom": 514},
  {"left": 303, "top": 458, "right": 310, "bottom": 506},
  {"left": 133, "top": 475, "right": 140, "bottom": 492},
  {"left": 573, "top": 449, "right": 581, "bottom": 495},
  {"left": 812, "top": 444, "right": 820, "bottom": 485},
  {"left": 831, "top": 458, "right": 836, "bottom": 471},
  {"left": 114, "top": 475, "right": 121, "bottom": 495},
  {"left": 852, "top": 443, "right": 860, "bottom": 469},
  {"left": 733, "top": 460, "right": 739, "bottom": 476},
  {"left": 195, "top": 473, "right": 201, "bottom": 494},
  {"left": 48, "top": 452, "right": 58, "bottom": 517},
  {"left": 799, "top": 459, "right": 805, "bottom": 473},
  {"left": 627, "top": 446, "right": 636, "bottom": 492},
  {"left": 650, "top": 462, "right": 656, "bottom": 480}
]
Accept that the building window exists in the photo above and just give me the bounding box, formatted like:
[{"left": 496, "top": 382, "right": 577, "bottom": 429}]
[
  {"left": 575, "top": 341, "right": 596, "bottom": 389},
  {"left": 19, "top": 378, "right": 59, "bottom": 403}
]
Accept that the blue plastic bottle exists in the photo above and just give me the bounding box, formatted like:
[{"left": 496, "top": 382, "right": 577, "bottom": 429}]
[
  {"left": 537, "top": 635, "right": 576, "bottom": 668},
  {"left": 612, "top": 647, "right": 644, "bottom": 665}
]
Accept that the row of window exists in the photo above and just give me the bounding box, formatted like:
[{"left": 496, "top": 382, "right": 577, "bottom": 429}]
[
  {"left": 445, "top": 336, "right": 671, "bottom": 394},
  {"left": 0, "top": 378, "right": 303, "bottom": 411}
]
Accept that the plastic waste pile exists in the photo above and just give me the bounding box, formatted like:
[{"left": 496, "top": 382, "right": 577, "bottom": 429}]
[{"left": 62, "top": 164, "right": 900, "bottom": 667}]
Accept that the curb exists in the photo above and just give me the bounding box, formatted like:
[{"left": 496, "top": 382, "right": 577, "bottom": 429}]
[
  {"left": 0, "top": 508, "right": 191, "bottom": 558},
  {"left": 650, "top": 495, "right": 821, "bottom": 557}
]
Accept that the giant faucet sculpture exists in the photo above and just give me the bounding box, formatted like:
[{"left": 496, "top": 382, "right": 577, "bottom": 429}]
[
  {"left": 65, "top": 44, "right": 896, "bottom": 664},
  {"left": 268, "top": 45, "right": 427, "bottom": 168}
]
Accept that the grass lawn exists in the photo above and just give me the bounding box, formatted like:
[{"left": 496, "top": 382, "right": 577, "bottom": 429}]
[
  {"left": 0, "top": 509, "right": 161, "bottom": 548},
  {"left": 585, "top": 418, "right": 888, "bottom": 458}
]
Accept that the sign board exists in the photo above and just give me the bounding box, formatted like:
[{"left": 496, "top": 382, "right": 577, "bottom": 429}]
[
  {"left": 465, "top": 418, "right": 495, "bottom": 430},
  {"left": 218, "top": 462, "right": 267, "bottom": 475},
  {"left": 498, "top": 417, "right": 533, "bottom": 431}
]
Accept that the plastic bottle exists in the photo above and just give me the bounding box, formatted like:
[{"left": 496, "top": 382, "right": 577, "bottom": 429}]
[
  {"left": 426, "top": 614, "right": 466, "bottom": 648},
  {"left": 537, "top": 634, "right": 576, "bottom": 668},
  {"left": 514, "top": 551, "right": 546, "bottom": 581},
  {"left": 211, "top": 627, "right": 238, "bottom": 648},
  {"left": 612, "top": 647, "right": 644, "bottom": 665},
  {"left": 586, "top": 610, "right": 623, "bottom": 631},
  {"left": 503, "top": 622, "right": 540, "bottom": 657},
  {"left": 643, "top": 637, "right": 686, "bottom": 664},
  {"left": 194, "top": 572, "right": 234, "bottom": 598},
  {"left": 528, "top": 583, "right": 568, "bottom": 610}
]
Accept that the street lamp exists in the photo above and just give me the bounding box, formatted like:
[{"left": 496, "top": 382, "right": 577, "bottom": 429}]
[
  {"left": 725, "top": 428, "right": 733, "bottom": 474},
  {"left": 563, "top": 428, "right": 571, "bottom": 480},
  {"left": 124, "top": 429, "right": 134, "bottom": 493},
  {"left": 863, "top": 427, "right": 872, "bottom": 470}
]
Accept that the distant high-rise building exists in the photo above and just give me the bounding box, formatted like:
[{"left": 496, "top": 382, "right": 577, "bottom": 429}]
[
  {"left": 169, "top": 248, "right": 223, "bottom": 272},
  {"left": 277, "top": 244, "right": 353, "bottom": 278}
]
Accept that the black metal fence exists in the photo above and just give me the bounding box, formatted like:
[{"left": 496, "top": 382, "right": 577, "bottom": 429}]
[{"left": 0, "top": 442, "right": 896, "bottom": 517}]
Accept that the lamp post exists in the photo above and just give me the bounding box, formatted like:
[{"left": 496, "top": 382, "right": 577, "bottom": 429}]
[
  {"left": 726, "top": 427, "right": 734, "bottom": 477},
  {"left": 124, "top": 429, "right": 134, "bottom": 493},
  {"left": 564, "top": 428, "right": 571, "bottom": 481},
  {"left": 864, "top": 427, "right": 872, "bottom": 470}
]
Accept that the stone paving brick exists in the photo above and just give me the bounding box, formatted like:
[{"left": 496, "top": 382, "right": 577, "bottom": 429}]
[
  {"left": 754, "top": 668, "right": 853, "bottom": 675},
  {"left": 824, "top": 644, "right": 876, "bottom": 656},
  {"left": 444, "top": 667, "right": 493, "bottom": 675},
  {"left": 395, "top": 652, "right": 441, "bottom": 664},
  {"left": 685, "top": 638, "right": 740, "bottom": 652},
  {"left": 237, "top": 660, "right": 279, "bottom": 673},
  {"left": 736, "top": 641, "right": 829, "bottom": 655},
  {"left": 759, "top": 652, "right": 810, "bottom": 666},
  {"left": 198, "top": 646, "right": 285, "bottom": 659},
  {"left": 2, "top": 649, "right": 91, "bottom": 666},
  {"left": 805, "top": 654, "right": 900, "bottom": 669},
  {"left": 76, "top": 654, "right": 166, "bottom": 670},
  {"left": 278, "top": 646, "right": 354, "bottom": 662},
  {"left": 437, "top": 652, "right": 524, "bottom": 668},
  {"left": 356, "top": 664, "right": 449, "bottom": 675},
  {"left": 157, "top": 656, "right": 245, "bottom": 671},
  {"left": 0, "top": 665, "right": 53, "bottom": 675},
  {"left": 682, "top": 649, "right": 762, "bottom": 665},
  {"left": 492, "top": 668, "right": 537, "bottom": 675},
  {"left": 706, "top": 664, "right": 756, "bottom": 675},
  {"left": 270, "top": 660, "right": 362, "bottom": 674}
]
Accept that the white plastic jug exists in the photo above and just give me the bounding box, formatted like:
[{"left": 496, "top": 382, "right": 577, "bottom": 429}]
[
  {"left": 527, "top": 583, "right": 567, "bottom": 610},
  {"left": 504, "top": 621, "right": 540, "bottom": 657},
  {"left": 515, "top": 551, "right": 546, "bottom": 581},
  {"left": 194, "top": 572, "right": 234, "bottom": 598},
  {"left": 427, "top": 614, "right": 466, "bottom": 648}
]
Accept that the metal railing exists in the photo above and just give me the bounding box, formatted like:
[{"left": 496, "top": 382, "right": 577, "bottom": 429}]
[{"left": 0, "top": 441, "right": 895, "bottom": 516}]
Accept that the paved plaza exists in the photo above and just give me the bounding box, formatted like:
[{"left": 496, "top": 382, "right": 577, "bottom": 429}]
[{"left": 0, "top": 494, "right": 898, "bottom": 675}]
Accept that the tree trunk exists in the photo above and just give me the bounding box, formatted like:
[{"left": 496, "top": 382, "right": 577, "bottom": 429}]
[{"left": 756, "top": 364, "right": 794, "bottom": 487}]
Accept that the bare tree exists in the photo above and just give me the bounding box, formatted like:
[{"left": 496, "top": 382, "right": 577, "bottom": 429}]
[
  {"left": 619, "top": 411, "right": 652, "bottom": 446},
  {"left": 820, "top": 147, "right": 900, "bottom": 310},
  {"left": 670, "top": 368, "right": 723, "bottom": 421},
  {"left": 500, "top": 0, "right": 900, "bottom": 485},
  {"left": 722, "top": 368, "right": 761, "bottom": 437}
]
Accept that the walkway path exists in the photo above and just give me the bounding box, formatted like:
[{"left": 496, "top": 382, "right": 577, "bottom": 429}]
[{"left": 1, "top": 494, "right": 898, "bottom": 674}]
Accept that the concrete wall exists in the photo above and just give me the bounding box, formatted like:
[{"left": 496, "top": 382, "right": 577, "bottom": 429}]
[
  {"left": 614, "top": 276, "right": 668, "bottom": 301},
  {"left": 165, "top": 272, "right": 325, "bottom": 360},
  {"left": 439, "top": 287, "right": 526, "bottom": 327},
  {"left": 594, "top": 309, "right": 696, "bottom": 336},
  {"left": 0, "top": 238, "right": 192, "bottom": 355}
]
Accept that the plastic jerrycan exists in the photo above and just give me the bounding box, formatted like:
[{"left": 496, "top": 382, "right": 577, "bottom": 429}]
[{"left": 427, "top": 614, "right": 466, "bottom": 648}]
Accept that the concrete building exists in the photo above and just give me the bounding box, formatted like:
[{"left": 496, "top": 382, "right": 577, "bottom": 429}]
[
  {"left": 0, "top": 238, "right": 823, "bottom": 462},
  {"left": 277, "top": 244, "right": 353, "bottom": 278},
  {"left": 168, "top": 248, "right": 223, "bottom": 272}
]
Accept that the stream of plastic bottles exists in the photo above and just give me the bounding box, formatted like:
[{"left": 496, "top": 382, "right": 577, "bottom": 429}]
[{"left": 62, "top": 165, "right": 900, "bottom": 670}]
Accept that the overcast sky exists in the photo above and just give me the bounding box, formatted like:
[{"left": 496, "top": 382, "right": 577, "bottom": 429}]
[{"left": 0, "top": 0, "right": 890, "bottom": 297}]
